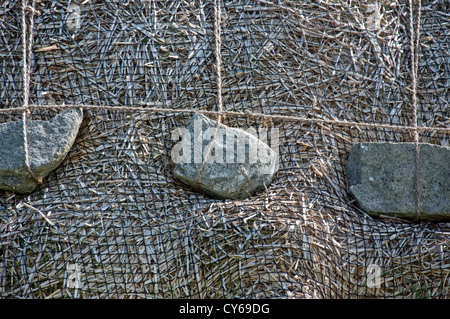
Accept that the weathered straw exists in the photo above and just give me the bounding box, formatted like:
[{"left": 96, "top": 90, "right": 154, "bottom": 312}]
[{"left": 1, "top": 0, "right": 448, "bottom": 299}]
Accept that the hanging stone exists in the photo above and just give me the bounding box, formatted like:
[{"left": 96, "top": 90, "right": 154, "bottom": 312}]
[
  {"left": 347, "top": 142, "right": 450, "bottom": 222},
  {"left": 172, "top": 113, "right": 279, "bottom": 199},
  {"left": 0, "top": 108, "right": 83, "bottom": 194}
]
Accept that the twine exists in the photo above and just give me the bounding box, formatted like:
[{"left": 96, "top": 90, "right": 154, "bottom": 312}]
[
  {"left": 409, "top": 0, "right": 422, "bottom": 221},
  {"left": 2, "top": 104, "right": 447, "bottom": 134},
  {"left": 21, "top": 0, "right": 41, "bottom": 185},
  {"left": 193, "top": 0, "right": 224, "bottom": 188}
]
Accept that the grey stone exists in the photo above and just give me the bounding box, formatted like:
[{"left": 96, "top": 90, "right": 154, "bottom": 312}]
[
  {"left": 347, "top": 142, "right": 450, "bottom": 221},
  {"left": 0, "top": 109, "right": 83, "bottom": 194},
  {"left": 172, "top": 113, "right": 279, "bottom": 199}
]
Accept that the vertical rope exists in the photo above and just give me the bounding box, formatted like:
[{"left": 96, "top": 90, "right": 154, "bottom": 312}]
[
  {"left": 21, "top": 0, "right": 40, "bottom": 184},
  {"left": 213, "top": 0, "right": 224, "bottom": 120},
  {"left": 409, "top": 0, "right": 422, "bottom": 221},
  {"left": 193, "top": 0, "right": 224, "bottom": 188}
]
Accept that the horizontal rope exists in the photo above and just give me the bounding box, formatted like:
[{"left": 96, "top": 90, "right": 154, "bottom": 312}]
[{"left": 1, "top": 103, "right": 448, "bottom": 134}]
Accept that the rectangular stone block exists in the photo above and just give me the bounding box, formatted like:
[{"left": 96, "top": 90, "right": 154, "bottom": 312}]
[{"left": 347, "top": 142, "right": 450, "bottom": 222}]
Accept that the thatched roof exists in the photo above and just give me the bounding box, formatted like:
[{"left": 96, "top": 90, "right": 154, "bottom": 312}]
[{"left": 0, "top": 0, "right": 448, "bottom": 298}]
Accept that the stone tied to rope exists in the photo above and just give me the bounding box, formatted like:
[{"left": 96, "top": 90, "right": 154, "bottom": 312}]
[
  {"left": 347, "top": 142, "right": 450, "bottom": 222},
  {"left": 0, "top": 109, "right": 83, "bottom": 194},
  {"left": 172, "top": 113, "right": 279, "bottom": 199}
]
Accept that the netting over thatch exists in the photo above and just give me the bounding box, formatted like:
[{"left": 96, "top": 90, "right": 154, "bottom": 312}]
[{"left": 0, "top": 0, "right": 449, "bottom": 298}]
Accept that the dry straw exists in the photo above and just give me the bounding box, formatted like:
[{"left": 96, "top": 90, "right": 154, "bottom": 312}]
[{"left": 0, "top": 0, "right": 449, "bottom": 299}]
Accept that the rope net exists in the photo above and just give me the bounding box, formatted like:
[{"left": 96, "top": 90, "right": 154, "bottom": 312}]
[{"left": 0, "top": 0, "right": 449, "bottom": 298}]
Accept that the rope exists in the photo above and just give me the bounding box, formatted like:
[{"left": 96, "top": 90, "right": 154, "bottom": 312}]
[
  {"left": 409, "top": 0, "right": 422, "bottom": 221},
  {"left": 213, "top": 0, "right": 224, "bottom": 119},
  {"left": 21, "top": 0, "right": 41, "bottom": 184},
  {"left": 193, "top": 0, "right": 224, "bottom": 188},
  {"left": 2, "top": 104, "right": 448, "bottom": 134}
]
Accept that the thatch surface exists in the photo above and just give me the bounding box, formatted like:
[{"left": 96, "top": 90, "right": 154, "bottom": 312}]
[{"left": 0, "top": 0, "right": 449, "bottom": 298}]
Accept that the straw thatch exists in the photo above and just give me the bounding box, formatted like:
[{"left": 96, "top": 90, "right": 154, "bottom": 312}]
[{"left": 0, "top": 0, "right": 449, "bottom": 298}]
